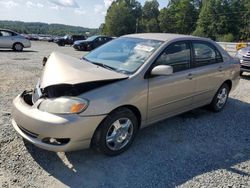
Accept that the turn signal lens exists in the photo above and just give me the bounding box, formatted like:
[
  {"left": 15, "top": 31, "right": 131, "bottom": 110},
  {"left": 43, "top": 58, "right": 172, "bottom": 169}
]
[{"left": 70, "top": 103, "right": 87, "bottom": 113}]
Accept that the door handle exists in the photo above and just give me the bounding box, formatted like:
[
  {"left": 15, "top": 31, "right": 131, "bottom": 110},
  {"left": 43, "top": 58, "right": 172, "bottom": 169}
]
[
  {"left": 218, "top": 66, "right": 223, "bottom": 72},
  {"left": 187, "top": 73, "right": 193, "bottom": 80}
]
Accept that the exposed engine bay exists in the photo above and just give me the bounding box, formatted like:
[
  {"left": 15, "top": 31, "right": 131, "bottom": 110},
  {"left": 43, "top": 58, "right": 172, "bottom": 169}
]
[
  {"left": 43, "top": 80, "right": 120, "bottom": 98},
  {"left": 30, "top": 79, "right": 122, "bottom": 104}
]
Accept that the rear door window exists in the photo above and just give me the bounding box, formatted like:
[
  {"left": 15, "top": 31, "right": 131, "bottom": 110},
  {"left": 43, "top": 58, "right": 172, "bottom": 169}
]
[{"left": 193, "top": 42, "right": 223, "bottom": 67}]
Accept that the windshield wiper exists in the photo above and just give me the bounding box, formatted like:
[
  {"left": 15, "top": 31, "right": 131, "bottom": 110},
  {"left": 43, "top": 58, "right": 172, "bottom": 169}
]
[
  {"left": 81, "top": 57, "right": 93, "bottom": 63},
  {"left": 91, "top": 62, "right": 117, "bottom": 72},
  {"left": 82, "top": 57, "right": 121, "bottom": 73}
]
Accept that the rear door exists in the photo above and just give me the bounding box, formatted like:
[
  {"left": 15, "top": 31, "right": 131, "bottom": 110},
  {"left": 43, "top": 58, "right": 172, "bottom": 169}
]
[
  {"left": 190, "top": 41, "right": 225, "bottom": 107},
  {"left": 147, "top": 41, "right": 196, "bottom": 123}
]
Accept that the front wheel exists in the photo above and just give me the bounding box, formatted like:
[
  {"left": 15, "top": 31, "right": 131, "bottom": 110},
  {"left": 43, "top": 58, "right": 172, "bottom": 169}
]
[
  {"left": 58, "top": 42, "right": 65, "bottom": 46},
  {"left": 92, "top": 108, "right": 138, "bottom": 156},
  {"left": 208, "top": 83, "right": 229, "bottom": 112}
]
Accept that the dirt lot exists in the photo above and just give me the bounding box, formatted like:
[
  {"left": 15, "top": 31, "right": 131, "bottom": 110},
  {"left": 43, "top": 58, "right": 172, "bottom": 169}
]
[{"left": 0, "top": 41, "right": 250, "bottom": 188}]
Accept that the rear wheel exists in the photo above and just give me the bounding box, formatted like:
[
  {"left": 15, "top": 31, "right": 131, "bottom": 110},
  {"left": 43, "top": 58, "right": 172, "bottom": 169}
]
[
  {"left": 208, "top": 83, "right": 229, "bottom": 112},
  {"left": 92, "top": 108, "right": 138, "bottom": 156},
  {"left": 13, "top": 43, "right": 23, "bottom": 52}
]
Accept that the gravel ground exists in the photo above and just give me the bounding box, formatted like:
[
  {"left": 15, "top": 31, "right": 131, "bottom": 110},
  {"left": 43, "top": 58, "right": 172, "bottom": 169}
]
[{"left": 0, "top": 41, "right": 249, "bottom": 188}]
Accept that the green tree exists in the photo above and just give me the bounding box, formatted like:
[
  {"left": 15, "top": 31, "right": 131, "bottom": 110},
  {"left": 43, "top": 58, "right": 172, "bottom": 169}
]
[
  {"left": 227, "top": 0, "right": 245, "bottom": 41},
  {"left": 193, "top": 0, "right": 237, "bottom": 40},
  {"left": 240, "top": 0, "right": 250, "bottom": 40},
  {"left": 103, "top": 0, "right": 142, "bottom": 36},
  {"left": 139, "top": 0, "right": 160, "bottom": 32},
  {"left": 159, "top": 0, "right": 198, "bottom": 34},
  {"left": 0, "top": 20, "right": 98, "bottom": 36}
]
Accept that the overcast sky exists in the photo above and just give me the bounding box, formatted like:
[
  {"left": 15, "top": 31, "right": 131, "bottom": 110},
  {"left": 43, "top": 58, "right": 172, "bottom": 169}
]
[{"left": 0, "top": 0, "right": 168, "bottom": 28}]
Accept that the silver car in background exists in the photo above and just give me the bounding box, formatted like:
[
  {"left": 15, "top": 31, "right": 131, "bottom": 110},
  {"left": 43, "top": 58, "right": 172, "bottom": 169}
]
[
  {"left": 235, "top": 46, "right": 250, "bottom": 75},
  {"left": 11, "top": 33, "right": 240, "bottom": 156},
  {"left": 0, "top": 29, "right": 31, "bottom": 51}
]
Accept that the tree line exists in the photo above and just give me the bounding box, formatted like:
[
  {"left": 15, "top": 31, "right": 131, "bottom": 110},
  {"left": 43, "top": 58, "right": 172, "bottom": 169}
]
[
  {"left": 101, "top": 0, "right": 250, "bottom": 42},
  {"left": 0, "top": 20, "right": 98, "bottom": 36}
]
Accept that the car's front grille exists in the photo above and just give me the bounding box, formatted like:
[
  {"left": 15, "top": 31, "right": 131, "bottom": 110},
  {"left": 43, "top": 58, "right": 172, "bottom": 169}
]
[
  {"left": 242, "top": 51, "right": 250, "bottom": 61},
  {"left": 241, "top": 65, "right": 250, "bottom": 70},
  {"left": 18, "top": 124, "right": 39, "bottom": 138},
  {"left": 241, "top": 60, "right": 250, "bottom": 67},
  {"left": 241, "top": 50, "right": 250, "bottom": 67},
  {"left": 243, "top": 57, "right": 250, "bottom": 61}
]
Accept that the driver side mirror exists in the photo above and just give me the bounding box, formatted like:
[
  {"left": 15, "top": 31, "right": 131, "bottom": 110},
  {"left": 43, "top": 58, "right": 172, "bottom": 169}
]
[{"left": 151, "top": 65, "right": 173, "bottom": 76}]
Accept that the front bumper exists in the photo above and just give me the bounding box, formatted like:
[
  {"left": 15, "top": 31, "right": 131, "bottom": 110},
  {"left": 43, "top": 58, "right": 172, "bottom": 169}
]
[
  {"left": 23, "top": 40, "right": 31, "bottom": 48},
  {"left": 11, "top": 92, "right": 106, "bottom": 152},
  {"left": 72, "top": 44, "right": 80, "bottom": 50}
]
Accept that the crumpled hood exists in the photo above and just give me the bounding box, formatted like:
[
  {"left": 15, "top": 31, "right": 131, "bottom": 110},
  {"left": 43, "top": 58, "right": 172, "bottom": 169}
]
[{"left": 40, "top": 52, "right": 128, "bottom": 89}]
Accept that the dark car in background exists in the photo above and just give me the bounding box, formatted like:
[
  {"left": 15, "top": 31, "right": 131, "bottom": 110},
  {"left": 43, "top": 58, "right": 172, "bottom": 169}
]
[
  {"left": 55, "top": 35, "right": 86, "bottom": 46},
  {"left": 235, "top": 46, "right": 250, "bottom": 75},
  {"left": 73, "top": 35, "right": 113, "bottom": 51}
]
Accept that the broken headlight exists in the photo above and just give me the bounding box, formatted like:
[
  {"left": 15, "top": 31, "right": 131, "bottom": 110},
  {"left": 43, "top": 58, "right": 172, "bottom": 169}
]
[{"left": 38, "top": 97, "right": 88, "bottom": 114}]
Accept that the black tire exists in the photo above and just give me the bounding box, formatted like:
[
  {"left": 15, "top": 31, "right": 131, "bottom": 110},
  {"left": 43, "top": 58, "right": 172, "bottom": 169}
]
[
  {"left": 58, "top": 42, "right": 65, "bottom": 46},
  {"left": 240, "top": 71, "right": 243, "bottom": 76},
  {"left": 208, "top": 83, "right": 230, "bottom": 112},
  {"left": 87, "top": 44, "right": 92, "bottom": 51},
  {"left": 92, "top": 108, "right": 138, "bottom": 156},
  {"left": 13, "top": 43, "right": 24, "bottom": 52},
  {"left": 79, "top": 45, "right": 86, "bottom": 51}
]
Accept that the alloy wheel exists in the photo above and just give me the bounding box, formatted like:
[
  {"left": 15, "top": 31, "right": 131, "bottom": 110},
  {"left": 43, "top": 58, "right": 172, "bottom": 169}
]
[
  {"left": 15, "top": 43, "right": 23, "bottom": 51},
  {"left": 216, "top": 87, "right": 228, "bottom": 109},
  {"left": 106, "top": 118, "right": 134, "bottom": 151}
]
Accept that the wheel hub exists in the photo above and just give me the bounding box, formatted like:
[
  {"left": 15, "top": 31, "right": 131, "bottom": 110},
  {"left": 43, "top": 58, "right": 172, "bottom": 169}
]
[
  {"left": 106, "top": 118, "right": 133, "bottom": 151},
  {"left": 216, "top": 88, "right": 227, "bottom": 108},
  {"left": 116, "top": 128, "right": 128, "bottom": 142}
]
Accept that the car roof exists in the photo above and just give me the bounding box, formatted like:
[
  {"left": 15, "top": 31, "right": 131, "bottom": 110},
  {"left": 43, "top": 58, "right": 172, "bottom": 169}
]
[
  {"left": 0, "top": 28, "right": 17, "bottom": 33},
  {"left": 90, "top": 35, "right": 109, "bottom": 38},
  {"left": 122, "top": 33, "right": 205, "bottom": 42}
]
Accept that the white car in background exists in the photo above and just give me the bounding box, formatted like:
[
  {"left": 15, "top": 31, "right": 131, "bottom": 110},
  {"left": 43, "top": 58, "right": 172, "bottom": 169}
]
[{"left": 0, "top": 29, "right": 31, "bottom": 52}]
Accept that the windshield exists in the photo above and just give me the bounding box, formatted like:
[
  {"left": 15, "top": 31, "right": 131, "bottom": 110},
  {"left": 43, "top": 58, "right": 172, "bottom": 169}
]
[
  {"left": 84, "top": 37, "right": 163, "bottom": 74},
  {"left": 86, "top": 36, "right": 99, "bottom": 41}
]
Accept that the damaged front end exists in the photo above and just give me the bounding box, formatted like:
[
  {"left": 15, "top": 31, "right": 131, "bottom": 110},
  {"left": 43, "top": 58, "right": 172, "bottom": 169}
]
[{"left": 28, "top": 51, "right": 128, "bottom": 106}]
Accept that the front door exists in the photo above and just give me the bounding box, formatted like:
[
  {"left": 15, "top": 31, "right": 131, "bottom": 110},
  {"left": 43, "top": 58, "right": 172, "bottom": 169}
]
[{"left": 147, "top": 42, "right": 196, "bottom": 124}]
